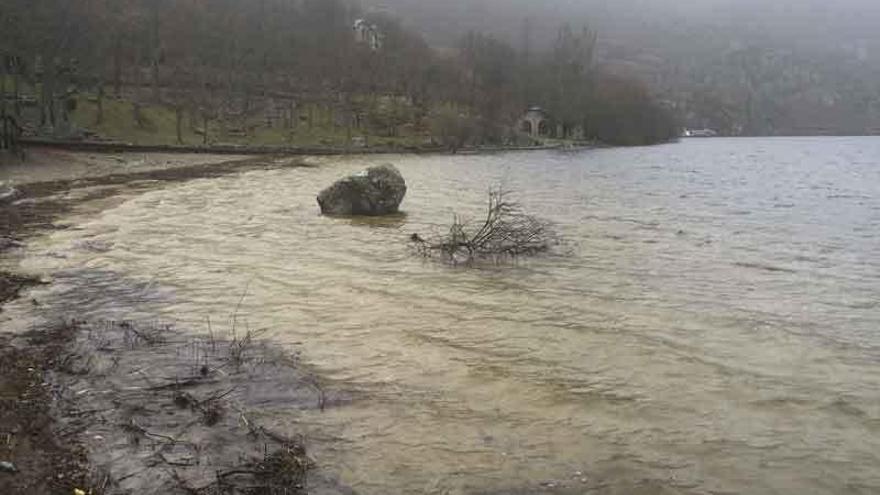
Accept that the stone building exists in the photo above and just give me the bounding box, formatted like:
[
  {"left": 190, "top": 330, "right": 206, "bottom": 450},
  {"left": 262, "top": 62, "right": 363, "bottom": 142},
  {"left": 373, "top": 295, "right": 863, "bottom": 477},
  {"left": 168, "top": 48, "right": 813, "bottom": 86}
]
[
  {"left": 353, "top": 19, "right": 382, "bottom": 51},
  {"left": 519, "top": 107, "right": 549, "bottom": 138}
]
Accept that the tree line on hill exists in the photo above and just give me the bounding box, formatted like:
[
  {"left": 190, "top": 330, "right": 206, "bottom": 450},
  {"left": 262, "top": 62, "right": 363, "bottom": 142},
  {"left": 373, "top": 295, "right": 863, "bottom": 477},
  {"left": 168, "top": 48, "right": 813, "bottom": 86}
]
[
  {"left": 371, "top": 0, "right": 880, "bottom": 137},
  {"left": 0, "top": 0, "right": 678, "bottom": 148}
]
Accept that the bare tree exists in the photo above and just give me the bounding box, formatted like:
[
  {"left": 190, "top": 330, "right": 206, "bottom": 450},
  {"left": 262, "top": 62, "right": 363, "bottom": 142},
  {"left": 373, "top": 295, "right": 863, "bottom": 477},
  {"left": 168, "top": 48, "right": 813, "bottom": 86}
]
[
  {"left": 149, "top": 0, "right": 162, "bottom": 104},
  {"left": 430, "top": 107, "right": 477, "bottom": 152}
]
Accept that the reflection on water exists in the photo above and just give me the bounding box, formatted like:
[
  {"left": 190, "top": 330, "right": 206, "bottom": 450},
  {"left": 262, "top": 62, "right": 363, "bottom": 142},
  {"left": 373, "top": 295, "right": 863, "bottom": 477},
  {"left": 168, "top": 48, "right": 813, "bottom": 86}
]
[{"left": 12, "top": 138, "right": 880, "bottom": 494}]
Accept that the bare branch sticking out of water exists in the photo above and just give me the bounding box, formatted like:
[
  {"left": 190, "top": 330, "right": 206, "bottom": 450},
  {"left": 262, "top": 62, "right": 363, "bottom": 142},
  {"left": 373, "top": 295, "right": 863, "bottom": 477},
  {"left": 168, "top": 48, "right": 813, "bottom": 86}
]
[
  {"left": 412, "top": 187, "right": 560, "bottom": 263},
  {"left": 228, "top": 327, "right": 267, "bottom": 370}
]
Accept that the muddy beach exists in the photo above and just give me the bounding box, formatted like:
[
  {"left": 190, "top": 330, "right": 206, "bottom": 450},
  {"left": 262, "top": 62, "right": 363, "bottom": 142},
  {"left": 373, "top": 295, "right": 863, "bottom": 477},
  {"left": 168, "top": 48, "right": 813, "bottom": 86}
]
[{"left": 1, "top": 149, "right": 350, "bottom": 495}]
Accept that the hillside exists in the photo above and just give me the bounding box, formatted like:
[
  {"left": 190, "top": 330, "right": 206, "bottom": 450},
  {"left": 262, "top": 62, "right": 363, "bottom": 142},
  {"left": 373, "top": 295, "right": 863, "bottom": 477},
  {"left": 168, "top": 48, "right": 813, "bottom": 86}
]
[
  {"left": 0, "top": 0, "right": 677, "bottom": 151},
  {"left": 367, "top": 0, "right": 880, "bottom": 135}
]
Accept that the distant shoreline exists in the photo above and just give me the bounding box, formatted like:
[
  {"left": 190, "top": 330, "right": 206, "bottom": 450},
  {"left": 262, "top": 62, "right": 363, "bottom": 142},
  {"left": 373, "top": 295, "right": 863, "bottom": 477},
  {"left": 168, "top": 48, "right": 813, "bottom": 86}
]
[{"left": 19, "top": 138, "right": 582, "bottom": 157}]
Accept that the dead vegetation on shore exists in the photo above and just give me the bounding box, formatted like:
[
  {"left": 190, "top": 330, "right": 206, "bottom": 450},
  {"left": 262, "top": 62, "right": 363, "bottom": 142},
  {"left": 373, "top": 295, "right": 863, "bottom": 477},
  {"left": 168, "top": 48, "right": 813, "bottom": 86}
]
[
  {"left": 1, "top": 316, "right": 345, "bottom": 495},
  {"left": 60, "top": 319, "right": 335, "bottom": 494}
]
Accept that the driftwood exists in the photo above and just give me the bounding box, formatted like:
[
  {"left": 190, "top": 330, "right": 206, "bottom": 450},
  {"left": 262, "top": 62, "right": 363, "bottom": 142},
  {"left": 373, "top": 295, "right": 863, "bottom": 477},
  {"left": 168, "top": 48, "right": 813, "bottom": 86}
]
[{"left": 412, "top": 187, "right": 557, "bottom": 262}]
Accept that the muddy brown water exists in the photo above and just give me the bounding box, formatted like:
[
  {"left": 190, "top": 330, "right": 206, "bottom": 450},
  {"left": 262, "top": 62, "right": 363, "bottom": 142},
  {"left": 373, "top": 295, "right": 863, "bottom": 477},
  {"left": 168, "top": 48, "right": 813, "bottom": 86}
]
[{"left": 3, "top": 138, "right": 880, "bottom": 494}]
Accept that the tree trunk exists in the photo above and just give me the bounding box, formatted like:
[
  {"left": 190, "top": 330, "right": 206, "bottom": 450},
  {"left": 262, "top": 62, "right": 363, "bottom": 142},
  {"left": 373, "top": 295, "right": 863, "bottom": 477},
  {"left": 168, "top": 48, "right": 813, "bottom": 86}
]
[
  {"left": 96, "top": 83, "right": 104, "bottom": 126},
  {"left": 41, "top": 72, "right": 57, "bottom": 129},
  {"left": 114, "top": 37, "right": 123, "bottom": 97},
  {"left": 48, "top": 90, "right": 56, "bottom": 128},
  {"left": 12, "top": 71, "right": 20, "bottom": 117},
  {"left": 175, "top": 105, "right": 183, "bottom": 144},
  {"left": 345, "top": 102, "right": 352, "bottom": 146},
  {"left": 188, "top": 107, "right": 197, "bottom": 132},
  {"left": 345, "top": 93, "right": 354, "bottom": 145},
  {"left": 39, "top": 82, "right": 47, "bottom": 127},
  {"left": 133, "top": 102, "right": 143, "bottom": 128},
  {"left": 61, "top": 91, "right": 69, "bottom": 125},
  {"left": 152, "top": 61, "right": 160, "bottom": 104},
  {"left": 151, "top": 0, "right": 161, "bottom": 103},
  {"left": 132, "top": 62, "right": 143, "bottom": 127},
  {"left": 202, "top": 113, "right": 208, "bottom": 145},
  {"left": 290, "top": 100, "right": 296, "bottom": 129},
  {"left": 1, "top": 63, "right": 7, "bottom": 120}
]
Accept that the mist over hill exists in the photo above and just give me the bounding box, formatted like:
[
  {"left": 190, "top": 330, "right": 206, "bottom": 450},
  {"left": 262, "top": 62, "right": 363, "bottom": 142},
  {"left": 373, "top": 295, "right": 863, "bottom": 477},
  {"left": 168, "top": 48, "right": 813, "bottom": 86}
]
[
  {"left": 364, "top": 0, "right": 880, "bottom": 54},
  {"left": 366, "top": 0, "right": 880, "bottom": 135}
]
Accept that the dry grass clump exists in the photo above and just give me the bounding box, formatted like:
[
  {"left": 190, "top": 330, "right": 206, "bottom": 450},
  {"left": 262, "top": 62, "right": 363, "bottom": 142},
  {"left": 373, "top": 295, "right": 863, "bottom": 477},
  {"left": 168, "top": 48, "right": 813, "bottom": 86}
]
[
  {"left": 172, "top": 388, "right": 235, "bottom": 426},
  {"left": 192, "top": 442, "right": 314, "bottom": 495},
  {"left": 252, "top": 443, "right": 314, "bottom": 493},
  {"left": 40, "top": 316, "right": 325, "bottom": 495}
]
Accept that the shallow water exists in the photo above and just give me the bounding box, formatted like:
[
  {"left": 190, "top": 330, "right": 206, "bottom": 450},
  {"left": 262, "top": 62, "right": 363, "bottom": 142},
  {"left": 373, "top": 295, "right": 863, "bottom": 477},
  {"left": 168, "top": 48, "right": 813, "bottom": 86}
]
[{"left": 11, "top": 138, "right": 880, "bottom": 494}]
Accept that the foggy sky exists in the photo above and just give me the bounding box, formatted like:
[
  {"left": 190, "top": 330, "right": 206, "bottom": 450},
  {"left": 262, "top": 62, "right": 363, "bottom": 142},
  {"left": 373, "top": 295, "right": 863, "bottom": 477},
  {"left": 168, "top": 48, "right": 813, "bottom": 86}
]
[{"left": 366, "top": 0, "right": 880, "bottom": 51}]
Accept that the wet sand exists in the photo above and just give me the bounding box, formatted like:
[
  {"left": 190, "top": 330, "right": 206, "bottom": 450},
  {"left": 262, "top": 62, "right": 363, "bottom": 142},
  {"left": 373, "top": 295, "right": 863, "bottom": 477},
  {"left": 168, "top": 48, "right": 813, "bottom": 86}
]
[
  {"left": 0, "top": 321, "right": 93, "bottom": 494},
  {"left": 1, "top": 148, "right": 314, "bottom": 248}
]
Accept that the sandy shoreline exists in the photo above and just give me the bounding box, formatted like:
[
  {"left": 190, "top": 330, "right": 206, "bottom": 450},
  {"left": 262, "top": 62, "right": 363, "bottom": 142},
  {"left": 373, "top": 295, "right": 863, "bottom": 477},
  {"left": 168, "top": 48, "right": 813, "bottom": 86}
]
[
  {"left": 0, "top": 149, "right": 312, "bottom": 248},
  {"left": 0, "top": 149, "right": 353, "bottom": 494}
]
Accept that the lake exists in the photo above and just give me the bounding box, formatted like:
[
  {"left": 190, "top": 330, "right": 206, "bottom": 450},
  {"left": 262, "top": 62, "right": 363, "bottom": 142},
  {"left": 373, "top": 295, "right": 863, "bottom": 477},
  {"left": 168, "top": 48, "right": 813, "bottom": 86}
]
[{"left": 12, "top": 137, "right": 880, "bottom": 494}]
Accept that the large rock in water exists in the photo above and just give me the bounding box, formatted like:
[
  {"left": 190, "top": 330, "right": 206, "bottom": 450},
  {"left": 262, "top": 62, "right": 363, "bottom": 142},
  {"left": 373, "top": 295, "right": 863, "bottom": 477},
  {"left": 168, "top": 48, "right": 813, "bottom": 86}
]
[{"left": 317, "top": 164, "right": 407, "bottom": 216}]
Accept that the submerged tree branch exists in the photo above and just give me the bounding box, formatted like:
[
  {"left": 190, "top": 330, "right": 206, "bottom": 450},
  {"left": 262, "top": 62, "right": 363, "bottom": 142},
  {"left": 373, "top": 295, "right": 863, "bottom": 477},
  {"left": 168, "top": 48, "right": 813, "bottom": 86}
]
[{"left": 412, "top": 187, "right": 559, "bottom": 263}]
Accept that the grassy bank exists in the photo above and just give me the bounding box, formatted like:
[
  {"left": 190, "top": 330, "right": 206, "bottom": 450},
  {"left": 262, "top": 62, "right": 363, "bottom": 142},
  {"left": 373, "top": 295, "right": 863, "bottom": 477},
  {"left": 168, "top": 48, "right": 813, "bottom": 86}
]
[
  {"left": 4, "top": 81, "right": 562, "bottom": 152},
  {"left": 65, "top": 94, "right": 431, "bottom": 149}
]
